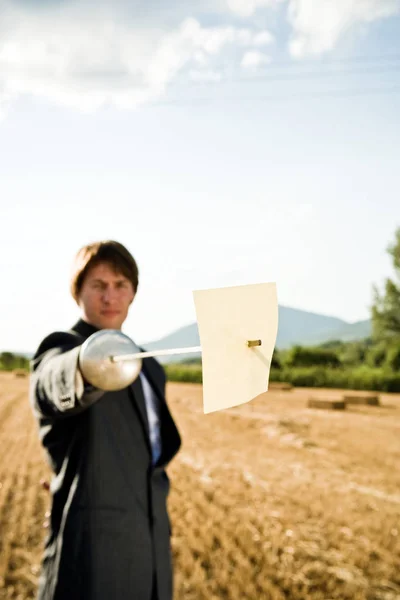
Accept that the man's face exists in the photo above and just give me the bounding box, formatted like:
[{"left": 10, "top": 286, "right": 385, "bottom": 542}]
[{"left": 77, "top": 262, "right": 135, "bottom": 330}]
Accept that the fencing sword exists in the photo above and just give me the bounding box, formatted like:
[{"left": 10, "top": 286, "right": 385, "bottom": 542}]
[{"left": 79, "top": 282, "right": 278, "bottom": 414}]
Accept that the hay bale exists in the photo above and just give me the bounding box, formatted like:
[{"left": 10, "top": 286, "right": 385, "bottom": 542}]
[
  {"left": 342, "top": 393, "right": 380, "bottom": 406},
  {"left": 269, "top": 382, "right": 293, "bottom": 391},
  {"left": 13, "top": 369, "right": 28, "bottom": 378},
  {"left": 308, "top": 395, "right": 346, "bottom": 410}
]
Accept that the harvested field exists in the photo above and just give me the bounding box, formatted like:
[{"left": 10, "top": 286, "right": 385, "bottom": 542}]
[
  {"left": 268, "top": 383, "right": 293, "bottom": 391},
  {"left": 0, "top": 373, "right": 399, "bottom": 599}
]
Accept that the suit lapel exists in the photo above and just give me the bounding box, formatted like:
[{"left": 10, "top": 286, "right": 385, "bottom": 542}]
[
  {"left": 142, "top": 357, "right": 182, "bottom": 467},
  {"left": 129, "top": 376, "right": 149, "bottom": 432},
  {"left": 70, "top": 319, "right": 99, "bottom": 339},
  {"left": 142, "top": 358, "right": 164, "bottom": 401},
  {"left": 129, "top": 376, "right": 151, "bottom": 449}
]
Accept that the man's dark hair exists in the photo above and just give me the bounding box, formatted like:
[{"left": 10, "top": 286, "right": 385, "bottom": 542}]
[{"left": 70, "top": 240, "right": 139, "bottom": 302}]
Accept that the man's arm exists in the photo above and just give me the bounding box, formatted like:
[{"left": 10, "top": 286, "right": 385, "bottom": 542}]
[{"left": 30, "top": 331, "right": 105, "bottom": 419}]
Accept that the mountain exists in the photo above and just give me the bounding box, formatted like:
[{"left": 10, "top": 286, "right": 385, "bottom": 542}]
[
  {"left": 302, "top": 318, "right": 371, "bottom": 346},
  {"left": 276, "top": 306, "right": 371, "bottom": 347},
  {"left": 141, "top": 305, "right": 372, "bottom": 363}
]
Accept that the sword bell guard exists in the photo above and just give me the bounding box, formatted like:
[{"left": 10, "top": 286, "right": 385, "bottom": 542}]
[{"left": 79, "top": 329, "right": 142, "bottom": 391}]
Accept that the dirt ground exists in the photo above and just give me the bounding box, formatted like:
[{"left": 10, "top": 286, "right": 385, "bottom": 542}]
[{"left": 0, "top": 372, "right": 399, "bottom": 599}]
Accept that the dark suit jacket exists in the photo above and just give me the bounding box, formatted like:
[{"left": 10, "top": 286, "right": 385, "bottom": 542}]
[{"left": 29, "top": 319, "right": 182, "bottom": 600}]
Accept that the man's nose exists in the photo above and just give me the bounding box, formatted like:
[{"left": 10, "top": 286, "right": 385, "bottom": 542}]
[{"left": 102, "top": 287, "right": 117, "bottom": 302}]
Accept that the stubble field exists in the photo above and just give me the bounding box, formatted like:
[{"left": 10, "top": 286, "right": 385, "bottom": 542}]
[{"left": 0, "top": 372, "right": 399, "bottom": 599}]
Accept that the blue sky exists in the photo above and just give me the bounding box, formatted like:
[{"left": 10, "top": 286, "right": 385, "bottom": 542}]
[{"left": 0, "top": 0, "right": 399, "bottom": 352}]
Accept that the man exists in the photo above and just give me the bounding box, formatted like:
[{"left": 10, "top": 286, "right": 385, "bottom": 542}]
[{"left": 30, "top": 240, "right": 182, "bottom": 600}]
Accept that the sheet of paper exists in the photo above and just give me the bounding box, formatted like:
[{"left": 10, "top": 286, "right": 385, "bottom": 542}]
[{"left": 192, "top": 282, "right": 278, "bottom": 414}]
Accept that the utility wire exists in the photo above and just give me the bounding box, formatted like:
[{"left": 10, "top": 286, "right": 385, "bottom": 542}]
[
  {"left": 167, "top": 52, "right": 400, "bottom": 89},
  {"left": 238, "top": 52, "right": 400, "bottom": 70},
  {"left": 182, "top": 64, "right": 400, "bottom": 86},
  {"left": 149, "top": 52, "right": 400, "bottom": 107},
  {"left": 150, "top": 85, "right": 400, "bottom": 108}
]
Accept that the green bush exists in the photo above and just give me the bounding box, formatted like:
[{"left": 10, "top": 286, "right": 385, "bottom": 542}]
[
  {"left": 0, "top": 352, "right": 30, "bottom": 372},
  {"left": 285, "top": 346, "right": 341, "bottom": 368},
  {"left": 385, "top": 344, "right": 400, "bottom": 371},
  {"left": 340, "top": 342, "right": 367, "bottom": 366},
  {"left": 366, "top": 342, "right": 387, "bottom": 368},
  {"left": 271, "top": 349, "right": 281, "bottom": 369},
  {"left": 180, "top": 358, "right": 202, "bottom": 365},
  {"left": 164, "top": 364, "right": 202, "bottom": 384},
  {"left": 270, "top": 366, "right": 400, "bottom": 392}
]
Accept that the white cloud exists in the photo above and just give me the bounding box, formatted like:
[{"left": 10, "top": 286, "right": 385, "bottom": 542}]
[
  {"left": 252, "top": 30, "right": 275, "bottom": 46},
  {"left": 4, "top": 0, "right": 396, "bottom": 111},
  {"left": 241, "top": 50, "right": 271, "bottom": 69},
  {"left": 226, "top": 0, "right": 282, "bottom": 18},
  {"left": 288, "top": 0, "right": 400, "bottom": 57},
  {"left": 189, "top": 69, "right": 222, "bottom": 82},
  {"left": 0, "top": 5, "right": 275, "bottom": 112},
  {"left": 193, "top": 51, "right": 208, "bottom": 66},
  {"left": 180, "top": 18, "right": 249, "bottom": 54}
]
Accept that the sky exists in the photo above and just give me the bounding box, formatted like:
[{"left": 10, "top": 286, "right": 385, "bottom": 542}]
[{"left": 0, "top": 0, "right": 400, "bottom": 353}]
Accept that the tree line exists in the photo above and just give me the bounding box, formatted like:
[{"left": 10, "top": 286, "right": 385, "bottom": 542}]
[{"left": 0, "top": 352, "right": 30, "bottom": 371}]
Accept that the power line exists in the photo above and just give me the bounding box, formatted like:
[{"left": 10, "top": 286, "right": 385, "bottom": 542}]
[
  {"left": 167, "top": 52, "right": 400, "bottom": 90},
  {"left": 241, "top": 52, "right": 400, "bottom": 70},
  {"left": 147, "top": 52, "right": 400, "bottom": 108},
  {"left": 184, "top": 64, "right": 400, "bottom": 87},
  {"left": 256, "top": 84, "right": 400, "bottom": 101},
  {"left": 150, "top": 85, "right": 400, "bottom": 108}
]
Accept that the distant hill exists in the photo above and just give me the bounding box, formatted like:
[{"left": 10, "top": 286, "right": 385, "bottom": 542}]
[
  {"left": 276, "top": 306, "right": 371, "bottom": 347},
  {"left": 142, "top": 305, "right": 372, "bottom": 363},
  {"left": 302, "top": 318, "right": 371, "bottom": 346}
]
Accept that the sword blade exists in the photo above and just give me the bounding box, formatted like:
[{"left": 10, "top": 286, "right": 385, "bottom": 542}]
[{"left": 111, "top": 345, "right": 202, "bottom": 362}]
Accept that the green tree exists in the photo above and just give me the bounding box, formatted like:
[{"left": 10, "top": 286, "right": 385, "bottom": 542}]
[
  {"left": 286, "top": 345, "right": 341, "bottom": 368},
  {"left": 340, "top": 341, "right": 367, "bottom": 366},
  {"left": 271, "top": 348, "right": 281, "bottom": 369},
  {"left": 372, "top": 227, "right": 400, "bottom": 342},
  {"left": 366, "top": 341, "right": 387, "bottom": 368},
  {"left": 0, "top": 351, "right": 15, "bottom": 370},
  {"left": 0, "top": 351, "right": 29, "bottom": 371},
  {"left": 385, "top": 344, "right": 400, "bottom": 371}
]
